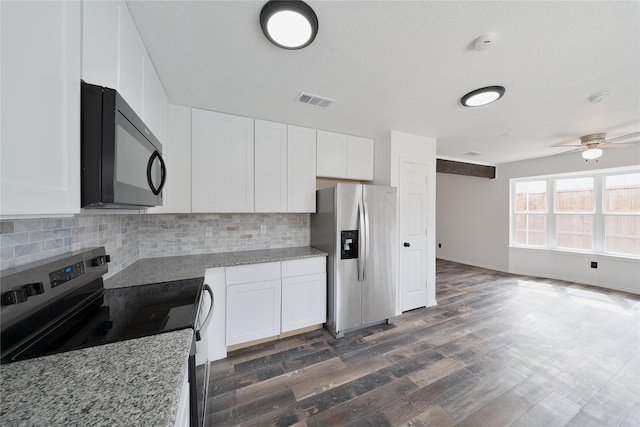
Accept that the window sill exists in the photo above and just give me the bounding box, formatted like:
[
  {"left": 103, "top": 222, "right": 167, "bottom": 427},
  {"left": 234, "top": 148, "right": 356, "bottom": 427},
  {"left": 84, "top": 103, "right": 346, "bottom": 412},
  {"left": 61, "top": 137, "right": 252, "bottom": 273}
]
[{"left": 509, "top": 245, "right": 640, "bottom": 261}]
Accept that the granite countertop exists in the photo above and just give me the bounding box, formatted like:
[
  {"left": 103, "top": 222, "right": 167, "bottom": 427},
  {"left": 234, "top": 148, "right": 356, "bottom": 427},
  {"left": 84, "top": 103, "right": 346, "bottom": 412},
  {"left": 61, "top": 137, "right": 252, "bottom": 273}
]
[
  {"left": 0, "top": 329, "right": 193, "bottom": 427},
  {"left": 105, "top": 246, "right": 327, "bottom": 288},
  {"left": 0, "top": 247, "right": 327, "bottom": 426}
]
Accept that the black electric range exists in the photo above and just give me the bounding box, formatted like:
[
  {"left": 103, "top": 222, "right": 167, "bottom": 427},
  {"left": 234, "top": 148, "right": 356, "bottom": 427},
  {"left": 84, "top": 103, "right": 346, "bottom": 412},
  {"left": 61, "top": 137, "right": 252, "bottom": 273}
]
[{"left": 0, "top": 247, "right": 212, "bottom": 426}]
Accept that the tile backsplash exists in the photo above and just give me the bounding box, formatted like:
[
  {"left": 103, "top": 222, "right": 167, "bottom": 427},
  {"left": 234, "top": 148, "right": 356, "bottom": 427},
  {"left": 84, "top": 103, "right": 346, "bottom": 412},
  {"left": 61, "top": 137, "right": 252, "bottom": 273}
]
[
  {"left": 140, "top": 213, "right": 309, "bottom": 258},
  {"left": 0, "top": 214, "right": 140, "bottom": 278},
  {"left": 1, "top": 213, "right": 310, "bottom": 277}
]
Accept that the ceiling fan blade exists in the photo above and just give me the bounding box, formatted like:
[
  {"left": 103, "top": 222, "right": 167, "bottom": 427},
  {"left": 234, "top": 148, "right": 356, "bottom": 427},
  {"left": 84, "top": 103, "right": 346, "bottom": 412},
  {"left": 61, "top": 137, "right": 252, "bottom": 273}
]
[
  {"left": 602, "top": 142, "right": 638, "bottom": 148},
  {"left": 605, "top": 132, "right": 640, "bottom": 144},
  {"left": 552, "top": 143, "right": 582, "bottom": 147},
  {"left": 554, "top": 147, "right": 584, "bottom": 154}
]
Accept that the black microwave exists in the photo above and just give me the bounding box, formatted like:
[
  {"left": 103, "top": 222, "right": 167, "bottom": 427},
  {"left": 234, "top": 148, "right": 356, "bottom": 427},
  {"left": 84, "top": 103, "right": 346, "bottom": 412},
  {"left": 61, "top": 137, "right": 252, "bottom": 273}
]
[{"left": 81, "top": 81, "right": 166, "bottom": 208}]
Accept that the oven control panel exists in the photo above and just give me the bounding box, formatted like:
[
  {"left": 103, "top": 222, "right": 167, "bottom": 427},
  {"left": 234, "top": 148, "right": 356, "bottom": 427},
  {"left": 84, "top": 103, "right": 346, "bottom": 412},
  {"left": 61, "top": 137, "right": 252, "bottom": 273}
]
[{"left": 49, "top": 262, "right": 86, "bottom": 288}]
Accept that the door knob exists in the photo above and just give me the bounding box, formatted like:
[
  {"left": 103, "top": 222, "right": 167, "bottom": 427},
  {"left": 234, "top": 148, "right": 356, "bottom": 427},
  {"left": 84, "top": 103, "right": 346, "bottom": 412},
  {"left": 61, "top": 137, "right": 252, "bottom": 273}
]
[{"left": 403, "top": 242, "right": 410, "bottom": 247}]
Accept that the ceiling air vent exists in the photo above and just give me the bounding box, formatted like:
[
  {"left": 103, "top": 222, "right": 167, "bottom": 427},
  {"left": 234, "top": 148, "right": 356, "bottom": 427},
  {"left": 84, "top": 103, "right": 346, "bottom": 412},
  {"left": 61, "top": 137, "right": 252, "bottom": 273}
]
[
  {"left": 464, "top": 151, "right": 484, "bottom": 157},
  {"left": 295, "top": 92, "right": 335, "bottom": 109}
]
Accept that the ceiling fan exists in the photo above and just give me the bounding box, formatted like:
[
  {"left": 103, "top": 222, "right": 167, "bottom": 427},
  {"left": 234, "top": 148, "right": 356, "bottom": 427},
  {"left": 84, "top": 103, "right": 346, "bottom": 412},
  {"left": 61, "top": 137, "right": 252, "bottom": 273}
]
[{"left": 554, "top": 131, "right": 640, "bottom": 160}]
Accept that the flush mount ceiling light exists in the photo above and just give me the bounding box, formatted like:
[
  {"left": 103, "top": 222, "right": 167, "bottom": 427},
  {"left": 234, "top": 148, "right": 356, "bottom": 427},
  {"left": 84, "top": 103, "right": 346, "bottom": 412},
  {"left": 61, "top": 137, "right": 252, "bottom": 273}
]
[
  {"left": 460, "top": 86, "right": 506, "bottom": 107},
  {"left": 260, "top": 1, "right": 318, "bottom": 50}
]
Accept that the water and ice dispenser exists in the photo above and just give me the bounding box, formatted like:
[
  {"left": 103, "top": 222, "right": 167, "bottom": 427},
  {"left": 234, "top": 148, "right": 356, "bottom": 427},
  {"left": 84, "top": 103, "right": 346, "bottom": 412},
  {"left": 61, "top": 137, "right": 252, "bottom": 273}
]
[{"left": 341, "top": 230, "right": 359, "bottom": 259}]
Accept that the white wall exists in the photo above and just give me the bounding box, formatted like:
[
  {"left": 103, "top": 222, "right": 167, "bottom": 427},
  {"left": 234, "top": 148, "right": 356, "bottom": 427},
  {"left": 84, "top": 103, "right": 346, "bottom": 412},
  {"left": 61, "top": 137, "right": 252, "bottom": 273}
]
[
  {"left": 436, "top": 172, "right": 508, "bottom": 271},
  {"left": 436, "top": 145, "right": 640, "bottom": 293}
]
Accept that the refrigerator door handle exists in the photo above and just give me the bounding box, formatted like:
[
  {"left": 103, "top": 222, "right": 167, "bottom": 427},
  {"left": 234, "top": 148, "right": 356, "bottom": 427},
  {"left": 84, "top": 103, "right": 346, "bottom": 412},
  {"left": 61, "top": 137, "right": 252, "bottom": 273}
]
[
  {"left": 358, "top": 201, "right": 365, "bottom": 281},
  {"left": 363, "top": 201, "right": 370, "bottom": 281}
]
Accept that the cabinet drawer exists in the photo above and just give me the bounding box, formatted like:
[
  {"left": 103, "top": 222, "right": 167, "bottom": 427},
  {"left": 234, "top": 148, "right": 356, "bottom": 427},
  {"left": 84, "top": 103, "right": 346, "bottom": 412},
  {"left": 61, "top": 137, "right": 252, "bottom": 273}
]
[
  {"left": 226, "top": 261, "right": 280, "bottom": 285},
  {"left": 281, "top": 257, "right": 326, "bottom": 278}
]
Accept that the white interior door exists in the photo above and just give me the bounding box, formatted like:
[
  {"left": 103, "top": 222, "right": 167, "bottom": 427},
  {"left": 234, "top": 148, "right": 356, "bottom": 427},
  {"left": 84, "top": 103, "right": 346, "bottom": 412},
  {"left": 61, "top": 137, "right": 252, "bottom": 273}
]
[{"left": 399, "top": 160, "right": 428, "bottom": 311}]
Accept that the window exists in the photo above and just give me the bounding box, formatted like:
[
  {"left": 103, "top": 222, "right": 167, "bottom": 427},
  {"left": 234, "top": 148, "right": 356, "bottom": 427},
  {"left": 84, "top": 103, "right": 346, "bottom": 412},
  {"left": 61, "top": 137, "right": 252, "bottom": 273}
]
[
  {"left": 514, "top": 181, "right": 547, "bottom": 246},
  {"left": 604, "top": 173, "right": 640, "bottom": 256},
  {"left": 555, "top": 177, "right": 594, "bottom": 251},
  {"left": 511, "top": 169, "right": 640, "bottom": 258}
]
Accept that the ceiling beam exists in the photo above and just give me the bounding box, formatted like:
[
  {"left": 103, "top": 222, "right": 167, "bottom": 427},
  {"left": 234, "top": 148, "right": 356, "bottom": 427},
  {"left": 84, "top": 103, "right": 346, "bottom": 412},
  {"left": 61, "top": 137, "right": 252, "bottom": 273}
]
[{"left": 436, "top": 159, "right": 496, "bottom": 179}]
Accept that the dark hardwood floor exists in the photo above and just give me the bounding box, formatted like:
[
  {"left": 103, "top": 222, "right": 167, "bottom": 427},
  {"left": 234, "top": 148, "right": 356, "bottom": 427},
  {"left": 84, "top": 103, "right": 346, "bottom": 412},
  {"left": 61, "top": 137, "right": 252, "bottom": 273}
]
[{"left": 205, "top": 259, "right": 640, "bottom": 427}]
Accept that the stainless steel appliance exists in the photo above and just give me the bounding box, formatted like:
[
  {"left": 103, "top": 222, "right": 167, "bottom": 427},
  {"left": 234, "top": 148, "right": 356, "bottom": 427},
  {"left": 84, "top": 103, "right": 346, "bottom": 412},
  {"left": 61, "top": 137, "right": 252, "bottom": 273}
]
[
  {"left": 81, "top": 81, "right": 166, "bottom": 209},
  {"left": 311, "top": 183, "right": 397, "bottom": 338},
  {"left": 0, "top": 247, "right": 212, "bottom": 426}
]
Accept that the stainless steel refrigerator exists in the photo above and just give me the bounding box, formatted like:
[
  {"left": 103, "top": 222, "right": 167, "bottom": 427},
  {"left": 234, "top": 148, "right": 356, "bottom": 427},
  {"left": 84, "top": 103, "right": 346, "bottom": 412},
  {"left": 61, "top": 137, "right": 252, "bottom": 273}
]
[{"left": 311, "top": 183, "right": 397, "bottom": 338}]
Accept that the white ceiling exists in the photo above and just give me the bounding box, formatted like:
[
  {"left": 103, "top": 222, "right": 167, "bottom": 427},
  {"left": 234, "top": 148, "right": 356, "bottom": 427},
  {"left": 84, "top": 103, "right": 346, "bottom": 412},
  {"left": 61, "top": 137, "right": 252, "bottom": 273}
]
[{"left": 127, "top": 0, "right": 640, "bottom": 165}]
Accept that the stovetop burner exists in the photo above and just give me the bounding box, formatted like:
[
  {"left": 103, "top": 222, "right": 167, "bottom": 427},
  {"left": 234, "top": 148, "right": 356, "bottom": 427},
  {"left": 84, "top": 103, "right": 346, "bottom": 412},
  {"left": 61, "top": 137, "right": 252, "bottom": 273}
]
[{"left": 1, "top": 247, "right": 203, "bottom": 364}]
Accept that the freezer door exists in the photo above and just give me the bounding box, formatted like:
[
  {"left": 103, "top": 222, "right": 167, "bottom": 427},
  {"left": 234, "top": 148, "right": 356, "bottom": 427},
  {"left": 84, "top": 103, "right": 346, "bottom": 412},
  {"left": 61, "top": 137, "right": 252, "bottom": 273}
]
[
  {"left": 334, "top": 183, "right": 363, "bottom": 333},
  {"left": 361, "top": 185, "right": 397, "bottom": 325}
]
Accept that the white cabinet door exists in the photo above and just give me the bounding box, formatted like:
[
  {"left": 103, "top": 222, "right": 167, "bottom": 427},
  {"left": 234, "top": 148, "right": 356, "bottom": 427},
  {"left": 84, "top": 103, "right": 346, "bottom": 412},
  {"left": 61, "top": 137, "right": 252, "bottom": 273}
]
[
  {"left": 255, "top": 120, "right": 287, "bottom": 212},
  {"left": 316, "top": 130, "right": 348, "bottom": 179},
  {"left": 191, "top": 109, "right": 254, "bottom": 212},
  {"left": 117, "top": 3, "right": 146, "bottom": 116},
  {"left": 143, "top": 56, "right": 168, "bottom": 144},
  {"left": 281, "top": 257, "right": 327, "bottom": 333},
  {"left": 347, "top": 136, "right": 374, "bottom": 181},
  {"left": 81, "top": 0, "right": 119, "bottom": 89},
  {"left": 287, "top": 126, "right": 316, "bottom": 213},
  {"left": 148, "top": 105, "right": 192, "bottom": 214},
  {"left": 0, "top": 1, "right": 81, "bottom": 217},
  {"left": 83, "top": 1, "right": 167, "bottom": 145},
  {"left": 226, "top": 280, "right": 281, "bottom": 346},
  {"left": 316, "top": 131, "right": 374, "bottom": 181},
  {"left": 173, "top": 362, "right": 190, "bottom": 427},
  {"left": 281, "top": 273, "right": 327, "bottom": 333}
]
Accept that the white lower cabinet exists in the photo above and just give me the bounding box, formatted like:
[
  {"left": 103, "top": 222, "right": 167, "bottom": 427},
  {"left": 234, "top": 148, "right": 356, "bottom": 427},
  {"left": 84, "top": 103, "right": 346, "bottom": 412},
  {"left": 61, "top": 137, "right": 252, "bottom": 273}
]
[
  {"left": 281, "top": 257, "right": 327, "bottom": 333},
  {"left": 226, "top": 280, "right": 281, "bottom": 346},
  {"left": 281, "top": 273, "right": 326, "bottom": 333},
  {"left": 173, "top": 362, "right": 190, "bottom": 427},
  {"left": 220, "top": 256, "right": 327, "bottom": 351},
  {"left": 225, "top": 262, "right": 281, "bottom": 346}
]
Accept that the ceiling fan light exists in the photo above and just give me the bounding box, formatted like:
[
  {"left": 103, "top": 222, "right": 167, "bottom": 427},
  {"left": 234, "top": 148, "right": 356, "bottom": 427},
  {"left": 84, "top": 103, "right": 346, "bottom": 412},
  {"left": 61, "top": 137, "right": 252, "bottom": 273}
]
[
  {"left": 461, "top": 86, "right": 505, "bottom": 107},
  {"left": 260, "top": 1, "right": 318, "bottom": 50},
  {"left": 582, "top": 148, "right": 603, "bottom": 160}
]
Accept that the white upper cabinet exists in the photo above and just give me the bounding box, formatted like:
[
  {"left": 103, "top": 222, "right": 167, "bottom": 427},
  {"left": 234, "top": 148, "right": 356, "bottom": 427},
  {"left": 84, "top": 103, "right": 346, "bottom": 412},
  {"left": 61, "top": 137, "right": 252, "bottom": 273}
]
[
  {"left": 0, "top": 1, "right": 81, "bottom": 217},
  {"left": 81, "top": 0, "right": 119, "bottom": 89},
  {"left": 117, "top": 3, "right": 146, "bottom": 116},
  {"left": 287, "top": 125, "right": 317, "bottom": 213},
  {"left": 316, "top": 130, "right": 374, "bottom": 181},
  {"left": 147, "top": 105, "right": 191, "bottom": 214},
  {"left": 346, "top": 135, "right": 374, "bottom": 181},
  {"left": 254, "top": 121, "right": 316, "bottom": 213},
  {"left": 143, "top": 56, "right": 168, "bottom": 143},
  {"left": 82, "top": 1, "right": 166, "bottom": 142},
  {"left": 316, "top": 131, "right": 348, "bottom": 178},
  {"left": 191, "top": 109, "right": 255, "bottom": 213},
  {"left": 254, "top": 120, "right": 287, "bottom": 213}
]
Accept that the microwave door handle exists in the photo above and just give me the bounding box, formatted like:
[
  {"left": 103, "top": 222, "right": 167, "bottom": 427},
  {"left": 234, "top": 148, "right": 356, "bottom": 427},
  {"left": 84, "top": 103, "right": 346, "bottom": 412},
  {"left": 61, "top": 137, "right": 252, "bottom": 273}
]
[
  {"left": 156, "top": 152, "right": 167, "bottom": 193},
  {"left": 146, "top": 150, "right": 167, "bottom": 196}
]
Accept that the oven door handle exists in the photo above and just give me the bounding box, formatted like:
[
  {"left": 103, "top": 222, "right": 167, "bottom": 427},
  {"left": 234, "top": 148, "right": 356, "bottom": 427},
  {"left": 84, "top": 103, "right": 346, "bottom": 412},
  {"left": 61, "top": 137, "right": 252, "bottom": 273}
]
[{"left": 196, "top": 284, "right": 214, "bottom": 342}]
